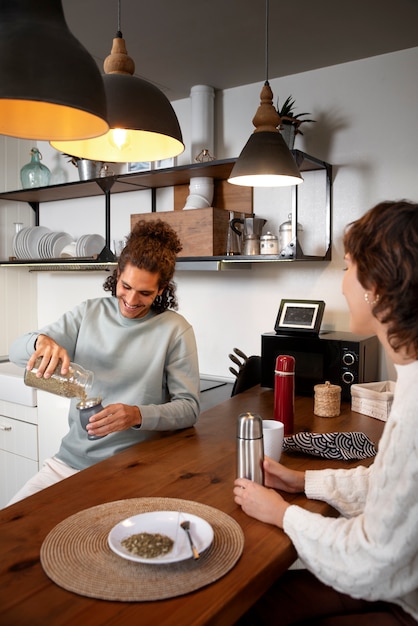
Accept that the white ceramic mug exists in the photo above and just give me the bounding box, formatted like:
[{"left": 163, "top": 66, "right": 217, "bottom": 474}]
[{"left": 262, "top": 420, "right": 284, "bottom": 462}]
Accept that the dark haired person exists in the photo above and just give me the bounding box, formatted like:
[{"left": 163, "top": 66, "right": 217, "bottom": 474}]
[
  {"left": 234, "top": 201, "right": 418, "bottom": 624},
  {"left": 7, "top": 220, "right": 200, "bottom": 504}
]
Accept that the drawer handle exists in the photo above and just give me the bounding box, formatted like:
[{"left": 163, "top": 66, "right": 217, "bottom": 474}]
[{"left": 0, "top": 424, "right": 12, "bottom": 431}]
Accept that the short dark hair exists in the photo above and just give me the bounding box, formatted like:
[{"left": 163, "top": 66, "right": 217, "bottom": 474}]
[
  {"left": 103, "top": 219, "right": 182, "bottom": 313},
  {"left": 343, "top": 200, "right": 418, "bottom": 357}
]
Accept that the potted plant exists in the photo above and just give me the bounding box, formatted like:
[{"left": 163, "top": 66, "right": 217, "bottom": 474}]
[{"left": 276, "top": 95, "right": 315, "bottom": 149}]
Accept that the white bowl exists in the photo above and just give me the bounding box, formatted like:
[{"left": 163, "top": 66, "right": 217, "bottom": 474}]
[{"left": 60, "top": 242, "right": 77, "bottom": 258}]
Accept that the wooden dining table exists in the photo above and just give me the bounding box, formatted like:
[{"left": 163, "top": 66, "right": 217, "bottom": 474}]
[{"left": 0, "top": 386, "right": 385, "bottom": 626}]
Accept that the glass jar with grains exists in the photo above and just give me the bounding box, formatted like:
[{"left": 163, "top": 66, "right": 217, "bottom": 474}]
[{"left": 24, "top": 358, "right": 94, "bottom": 400}]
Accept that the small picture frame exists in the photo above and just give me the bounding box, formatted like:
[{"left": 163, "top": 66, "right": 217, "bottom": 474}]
[
  {"left": 274, "top": 299, "right": 325, "bottom": 335},
  {"left": 151, "top": 157, "right": 177, "bottom": 170},
  {"left": 127, "top": 162, "right": 151, "bottom": 173}
]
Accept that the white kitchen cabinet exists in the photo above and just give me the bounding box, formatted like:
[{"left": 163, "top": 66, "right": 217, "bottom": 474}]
[
  {"left": 37, "top": 390, "right": 69, "bottom": 466},
  {"left": 0, "top": 398, "right": 38, "bottom": 508}
]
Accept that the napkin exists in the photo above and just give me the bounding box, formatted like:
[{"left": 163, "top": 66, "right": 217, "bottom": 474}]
[{"left": 283, "top": 431, "right": 376, "bottom": 461}]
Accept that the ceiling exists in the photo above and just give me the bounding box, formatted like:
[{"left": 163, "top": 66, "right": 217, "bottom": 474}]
[{"left": 62, "top": 0, "right": 418, "bottom": 102}]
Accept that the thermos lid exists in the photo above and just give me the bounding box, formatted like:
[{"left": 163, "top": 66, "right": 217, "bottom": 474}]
[
  {"left": 237, "top": 412, "right": 263, "bottom": 439},
  {"left": 275, "top": 355, "right": 295, "bottom": 374}
]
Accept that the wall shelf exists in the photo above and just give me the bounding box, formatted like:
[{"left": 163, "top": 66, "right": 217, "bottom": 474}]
[{"left": 0, "top": 151, "right": 332, "bottom": 271}]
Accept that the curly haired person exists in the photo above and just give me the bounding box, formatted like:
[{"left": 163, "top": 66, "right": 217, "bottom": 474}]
[{"left": 8, "top": 220, "right": 200, "bottom": 505}]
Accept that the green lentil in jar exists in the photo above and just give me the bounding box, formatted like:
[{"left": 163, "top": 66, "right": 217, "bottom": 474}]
[{"left": 121, "top": 532, "right": 174, "bottom": 558}]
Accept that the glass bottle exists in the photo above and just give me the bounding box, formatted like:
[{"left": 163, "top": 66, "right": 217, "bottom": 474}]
[
  {"left": 24, "top": 358, "right": 94, "bottom": 400},
  {"left": 20, "top": 148, "right": 51, "bottom": 189}
]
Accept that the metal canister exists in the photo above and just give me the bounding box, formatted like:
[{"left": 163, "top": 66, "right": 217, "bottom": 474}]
[
  {"left": 242, "top": 234, "right": 260, "bottom": 255},
  {"left": 77, "top": 396, "right": 105, "bottom": 440},
  {"left": 279, "top": 213, "right": 303, "bottom": 251},
  {"left": 237, "top": 412, "right": 264, "bottom": 484},
  {"left": 260, "top": 232, "right": 279, "bottom": 255}
]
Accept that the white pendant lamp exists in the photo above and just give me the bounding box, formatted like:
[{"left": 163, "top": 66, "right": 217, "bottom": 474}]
[
  {"left": 0, "top": 0, "right": 108, "bottom": 142},
  {"left": 228, "top": 0, "right": 303, "bottom": 188},
  {"left": 51, "top": 1, "right": 184, "bottom": 163}
]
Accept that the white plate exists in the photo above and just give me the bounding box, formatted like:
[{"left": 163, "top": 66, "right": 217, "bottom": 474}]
[
  {"left": 27, "top": 226, "right": 50, "bottom": 258},
  {"left": 51, "top": 232, "right": 73, "bottom": 257},
  {"left": 83, "top": 234, "right": 105, "bottom": 257},
  {"left": 108, "top": 510, "right": 213, "bottom": 564}
]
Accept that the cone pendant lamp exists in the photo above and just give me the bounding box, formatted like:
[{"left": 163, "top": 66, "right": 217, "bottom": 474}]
[
  {"left": 52, "top": 1, "right": 184, "bottom": 163},
  {"left": 0, "top": 0, "right": 108, "bottom": 141},
  {"left": 228, "top": 0, "right": 303, "bottom": 188}
]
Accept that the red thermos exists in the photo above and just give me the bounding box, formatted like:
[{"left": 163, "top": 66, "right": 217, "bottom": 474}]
[{"left": 274, "top": 355, "right": 295, "bottom": 435}]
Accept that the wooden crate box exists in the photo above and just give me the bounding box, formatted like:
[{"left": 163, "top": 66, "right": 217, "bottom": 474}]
[{"left": 131, "top": 208, "right": 239, "bottom": 257}]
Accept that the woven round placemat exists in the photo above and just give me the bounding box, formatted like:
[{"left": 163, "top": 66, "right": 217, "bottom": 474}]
[{"left": 40, "top": 497, "right": 244, "bottom": 601}]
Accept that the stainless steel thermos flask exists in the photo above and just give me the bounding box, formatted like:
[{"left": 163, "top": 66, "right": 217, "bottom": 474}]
[{"left": 237, "top": 412, "right": 264, "bottom": 484}]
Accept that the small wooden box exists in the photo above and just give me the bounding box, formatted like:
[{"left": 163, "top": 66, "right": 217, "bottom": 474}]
[{"left": 131, "top": 208, "right": 237, "bottom": 257}]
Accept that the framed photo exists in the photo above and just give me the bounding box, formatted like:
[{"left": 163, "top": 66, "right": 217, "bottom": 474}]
[
  {"left": 127, "top": 162, "right": 151, "bottom": 173},
  {"left": 274, "top": 299, "right": 325, "bottom": 335},
  {"left": 151, "top": 157, "right": 177, "bottom": 170}
]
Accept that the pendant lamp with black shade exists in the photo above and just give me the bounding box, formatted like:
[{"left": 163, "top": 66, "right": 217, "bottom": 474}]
[
  {"left": 0, "top": 0, "right": 108, "bottom": 142},
  {"left": 228, "top": 0, "right": 303, "bottom": 188},
  {"left": 52, "top": 1, "right": 184, "bottom": 163}
]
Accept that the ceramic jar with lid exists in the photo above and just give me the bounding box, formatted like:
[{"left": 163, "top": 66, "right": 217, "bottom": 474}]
[{"left": 260, "top": 232, "right": 279, "bottom": 255}]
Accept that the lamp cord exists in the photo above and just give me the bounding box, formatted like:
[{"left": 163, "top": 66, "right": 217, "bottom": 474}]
[
  {"left": 116, "top": 0, "right": 122, "bottom": 38},
  {"left": 265, "top": 0, "right": 269, "bottom": 84}
]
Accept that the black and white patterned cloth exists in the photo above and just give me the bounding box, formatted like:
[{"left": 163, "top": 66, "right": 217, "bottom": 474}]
[{"left": 283, "top": 431, "right": 376, "bottom": 461}]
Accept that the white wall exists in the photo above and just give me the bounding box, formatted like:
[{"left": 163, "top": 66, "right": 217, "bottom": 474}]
[{"left": 1, "top": 47, "right": 417, "bottom": 380}]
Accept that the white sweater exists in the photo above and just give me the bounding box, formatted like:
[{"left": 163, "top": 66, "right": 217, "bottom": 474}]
[{"left": 283, "top": 360, "right": 418, "bottom": 620}]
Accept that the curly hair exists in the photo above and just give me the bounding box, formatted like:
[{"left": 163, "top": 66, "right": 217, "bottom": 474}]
[
  {"left": 343, "top": 200, "right": 418, "bottom": 358},
  {"left": 103, "top": 219, "right": 183, "bottom": 313}
]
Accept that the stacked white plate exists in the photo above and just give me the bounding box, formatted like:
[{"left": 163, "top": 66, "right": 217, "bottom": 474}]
[
  {"left": 13, "top": 226, "right": 73, "bottom": 260},
  {"left": 13, "top": 227, "right": 106, "bottom": 259},
  {"left": 75, "top": 234, "right": 106, "bottom": 258}
]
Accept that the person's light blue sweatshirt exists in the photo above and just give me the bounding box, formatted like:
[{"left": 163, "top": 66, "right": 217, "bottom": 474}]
[{"left": 9, "top": 297, "right": 200, "bottom": 470}]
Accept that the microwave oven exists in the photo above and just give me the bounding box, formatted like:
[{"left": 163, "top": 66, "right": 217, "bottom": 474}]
[{"left": 261, "top": 331, "right": 379, "bottom": 401}]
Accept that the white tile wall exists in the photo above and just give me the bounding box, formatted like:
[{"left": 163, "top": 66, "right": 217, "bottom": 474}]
[{"left": 0, "top": 137, "right": 38, "bottom": 356}]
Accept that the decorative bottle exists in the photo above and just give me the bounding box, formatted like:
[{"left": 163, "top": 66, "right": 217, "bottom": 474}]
[
  {"left": 273, "top": 355, "right": 295, "bottom": 435},
  {"left": 20, "top": 148, "right": 51, "bottom": 189},
  {"left": 237, "top": 412, "right": 264, "bottom": 484}
]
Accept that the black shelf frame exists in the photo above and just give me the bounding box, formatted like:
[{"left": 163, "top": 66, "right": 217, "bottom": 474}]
[{"left": 0, "top": 151, "right": 332, "bottom": 270}]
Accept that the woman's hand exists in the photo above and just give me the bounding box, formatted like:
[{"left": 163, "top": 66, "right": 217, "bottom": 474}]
[
  {"left": 27, "top": 334, "right": 71, "bottom": 377},
  {"left": 233, "top": 458, "right": 305, "bottom": 528},
  {"left": 233, "top": 478, "right": 289, "bottom": 528},
  {"left": 86, "top": 403, "right": 142, "bottom": 437},
  {"left": 263, "top": 457, "right": 305, "bottom": 493}
]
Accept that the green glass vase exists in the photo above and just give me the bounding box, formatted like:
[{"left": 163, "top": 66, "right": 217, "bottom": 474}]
[{"left": 20, "top": 148, "right": 51, "bottom": 189}]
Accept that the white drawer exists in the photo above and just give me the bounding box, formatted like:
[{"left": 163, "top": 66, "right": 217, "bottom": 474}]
[
  {"left": 0, "top": 362, "right": 37, "bottom": 407},
  {"left": 0, "top": 415, "right": 38, "bottom": 460},
  {"left": 0, "top": 399, "right": 38, "bottom": 424},
  {"left": 0, "top": 451, "right": 38, "bottom": 508}
]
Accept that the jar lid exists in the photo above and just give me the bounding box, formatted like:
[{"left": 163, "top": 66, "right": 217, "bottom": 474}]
[
  {"left": 314, "top": 381, "right": 341, "bottom": 394},
  {"left": 260, "top": 231, "right": 278, "bottom": 241}
]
